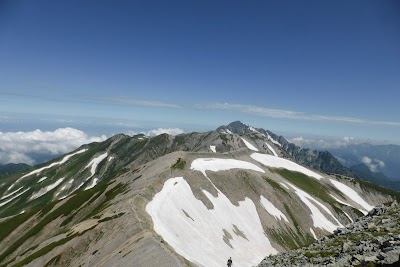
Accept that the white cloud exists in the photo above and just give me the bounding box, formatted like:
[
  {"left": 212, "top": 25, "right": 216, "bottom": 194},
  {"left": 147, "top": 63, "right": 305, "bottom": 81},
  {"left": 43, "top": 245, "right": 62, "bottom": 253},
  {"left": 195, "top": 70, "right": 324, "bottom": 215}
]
[
  {"left": 0, "top": 128, "right": 106, "bottom": 165},
  {"left": 145, "top": 128, "right": 184, "bottom": 136},
  {"left": 361, "top": 156, "right": 385, "bottom": 173},
  {"left": 375, "top": 159, "right": 385, "bottom": 168},
  {"left": 198, "top": 102, "right": 400, "bottom": 126},
  {"left": 288, "top": 136, "right": 359, "bottom": 149},
  {"left": 99, "top": 97, "right": 182, "bottom": 108}
]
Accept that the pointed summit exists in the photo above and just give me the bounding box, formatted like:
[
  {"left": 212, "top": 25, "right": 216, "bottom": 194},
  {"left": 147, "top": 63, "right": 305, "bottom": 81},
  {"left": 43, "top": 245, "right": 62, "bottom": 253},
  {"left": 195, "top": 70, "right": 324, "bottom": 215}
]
[{"left": 217, "top": 121, "right": 253, "bottom": 135}]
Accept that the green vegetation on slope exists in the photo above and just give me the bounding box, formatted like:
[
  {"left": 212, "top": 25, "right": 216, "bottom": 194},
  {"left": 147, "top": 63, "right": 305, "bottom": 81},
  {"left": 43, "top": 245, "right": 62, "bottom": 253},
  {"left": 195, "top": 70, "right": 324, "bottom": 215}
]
[{"left": 0, "top": 180, "right": 127, "bottom": 265}]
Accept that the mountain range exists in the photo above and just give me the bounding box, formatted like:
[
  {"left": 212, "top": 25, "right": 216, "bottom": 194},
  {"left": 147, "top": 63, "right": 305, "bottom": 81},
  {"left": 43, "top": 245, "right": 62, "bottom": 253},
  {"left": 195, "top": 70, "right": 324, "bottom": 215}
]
[
  {"left": 0, "top": 163, "right": 30, "bottom": 178},
  {"left": 0, "top": 121, "right": 399, "bottom": 267}
]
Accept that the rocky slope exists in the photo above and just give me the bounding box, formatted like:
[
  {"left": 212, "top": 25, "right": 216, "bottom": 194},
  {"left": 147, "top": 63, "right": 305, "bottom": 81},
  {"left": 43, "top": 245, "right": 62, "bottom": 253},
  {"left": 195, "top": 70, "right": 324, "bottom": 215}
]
[
  {"left": 0, "top": 122, "right": 398, "bottom": 267},
  {"left": 259, "top": 201, "right": 400, "bottom": 267},
  {"left": 218, "top": 121, "right": 356, "bottom": 177}
]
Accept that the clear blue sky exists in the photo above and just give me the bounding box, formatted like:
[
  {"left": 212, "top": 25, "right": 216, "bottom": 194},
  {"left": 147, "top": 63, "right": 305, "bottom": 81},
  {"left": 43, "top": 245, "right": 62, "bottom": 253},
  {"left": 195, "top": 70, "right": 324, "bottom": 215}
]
[{"left": 0, "top": 0, "right": 399, "bottom": 143}]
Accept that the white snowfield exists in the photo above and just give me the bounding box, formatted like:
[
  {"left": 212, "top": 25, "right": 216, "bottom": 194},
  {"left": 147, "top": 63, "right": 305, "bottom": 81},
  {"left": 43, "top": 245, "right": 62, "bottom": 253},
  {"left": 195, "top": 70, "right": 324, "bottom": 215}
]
[
  {"left": 241, "top": 138, "right": 259, "bottom": 151},
  {"left": 146, "top": 177, "right": 278, "bottom": 267},
  {"left": 85, "top": 178, "right": 99, "bottom": 190},
  {"left": 250, "top": 153, "right": 323, "bottom": 180},
  {"left": 210, "top": 145, "right": 217, "bottom": 153},
  {"left": 265, "top": 142, "right": 278, "bottom": 157},
  {"left": 30, "top": 177, "right": 65, "bottom": 201},
  {"left": 330, "top": 179, "right": 373, "bottom": 214},
  {"left": 285, "top": 182, "right": 343, "bottom": 233},
  {"left": 1, "top": 186, "right": 23, "bottom": 200},
  {"left": 0, "top": 188, "right": 30, "bottom": 207},
  {"left": 226, "top": 129, "right": 233, "bottom": 134},
  {"left": 190, "top": 158, "right": 265, "bottom": 178},
  {"left": 84, "top": 152, "right": 108, "bottom": 181},
  {"left": 260, "top": 196, "right": 288, "bottom": 223},
  {"left": 7, "top": 148, "right": 87, "bottom": 191}
]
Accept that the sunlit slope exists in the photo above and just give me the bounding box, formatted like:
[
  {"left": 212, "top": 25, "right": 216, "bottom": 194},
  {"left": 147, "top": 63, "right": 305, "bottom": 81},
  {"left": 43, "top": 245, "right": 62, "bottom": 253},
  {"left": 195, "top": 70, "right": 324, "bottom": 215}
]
[{"left": 0, "top": 124, "right": 398, "bottom": 267}]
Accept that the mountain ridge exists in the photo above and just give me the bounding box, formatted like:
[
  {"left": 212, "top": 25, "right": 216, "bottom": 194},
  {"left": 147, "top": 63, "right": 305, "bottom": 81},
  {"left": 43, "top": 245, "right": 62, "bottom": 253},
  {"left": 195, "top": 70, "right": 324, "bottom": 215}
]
[{"left": 0, "top": 121, "right": 398, "bottom": 267}]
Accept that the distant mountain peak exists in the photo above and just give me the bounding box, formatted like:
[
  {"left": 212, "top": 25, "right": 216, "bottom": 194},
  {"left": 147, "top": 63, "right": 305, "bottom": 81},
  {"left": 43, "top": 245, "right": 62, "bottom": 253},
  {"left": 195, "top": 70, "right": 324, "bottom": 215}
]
[{"left": 217, "top": 121, "right": 253, "bottom": 135}]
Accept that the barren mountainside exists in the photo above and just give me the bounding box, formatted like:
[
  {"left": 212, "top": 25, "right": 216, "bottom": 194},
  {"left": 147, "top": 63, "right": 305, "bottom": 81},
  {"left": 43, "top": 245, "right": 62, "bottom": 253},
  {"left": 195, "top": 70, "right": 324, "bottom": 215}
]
[{"left": 0, "top": 122, "right": 399, "bottom": 267}]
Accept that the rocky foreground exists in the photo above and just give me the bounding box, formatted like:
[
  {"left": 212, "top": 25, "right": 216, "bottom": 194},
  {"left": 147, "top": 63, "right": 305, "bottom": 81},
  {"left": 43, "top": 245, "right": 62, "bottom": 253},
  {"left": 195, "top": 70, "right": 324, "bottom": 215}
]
[{"left": 259, "top": 202, "right": 400, "bottom": 267}]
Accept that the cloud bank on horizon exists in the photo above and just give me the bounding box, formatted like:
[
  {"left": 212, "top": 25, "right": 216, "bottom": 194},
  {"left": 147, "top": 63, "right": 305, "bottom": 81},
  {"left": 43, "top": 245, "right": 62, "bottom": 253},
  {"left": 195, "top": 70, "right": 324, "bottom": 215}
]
[
  {"left": 0, "top": 128, "right": 107, "bottom": 165},
  {"left": 0, "top": 127, "right": 185, "bottom": 165}
]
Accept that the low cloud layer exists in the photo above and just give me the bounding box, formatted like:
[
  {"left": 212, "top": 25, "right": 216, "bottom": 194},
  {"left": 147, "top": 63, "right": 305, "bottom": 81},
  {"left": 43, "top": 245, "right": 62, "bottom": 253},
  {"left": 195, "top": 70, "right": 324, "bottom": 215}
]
[
  {"left": 126, "top": 128, "right": 185, "bottom": 137},
  {"left": 362, "top": 156, "right": 385, "bottom": 173},
  {"left": 289, "top": 136, "right": 360, "bottom": 149},
  {"left": 144, "top": 128, "right": 184, "bottom": 136},
  {"left": 0, "top": 128, "right": 107, "bottom": 165}
]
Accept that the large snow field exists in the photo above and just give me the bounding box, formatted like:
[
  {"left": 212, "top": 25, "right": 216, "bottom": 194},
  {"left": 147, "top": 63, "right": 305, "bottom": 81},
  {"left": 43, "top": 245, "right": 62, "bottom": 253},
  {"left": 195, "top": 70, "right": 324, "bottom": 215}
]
[
  {"left": 240, "top": 138, "right": 259, "bottom": 151},
  {"left": 330, "top": 179, "right": 373, "bottom": 214},
  {"left": 285, "top": 182, "right": 343, "bottom": 233},
  {"left": 250, "top": 153, "right": 323, "bottom": 180},
  {"left": 146, "top": 177, "right": 278, "bottom": 267},
  {"left": 190, "top": 158, "right": 265, "bottom": 178}
]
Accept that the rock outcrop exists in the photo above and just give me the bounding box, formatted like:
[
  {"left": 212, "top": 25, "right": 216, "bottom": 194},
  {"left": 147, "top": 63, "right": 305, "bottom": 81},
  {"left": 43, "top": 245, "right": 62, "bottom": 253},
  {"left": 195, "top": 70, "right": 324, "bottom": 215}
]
[{"left": 259, "top": 202, "right": 400, "bottom": 267}]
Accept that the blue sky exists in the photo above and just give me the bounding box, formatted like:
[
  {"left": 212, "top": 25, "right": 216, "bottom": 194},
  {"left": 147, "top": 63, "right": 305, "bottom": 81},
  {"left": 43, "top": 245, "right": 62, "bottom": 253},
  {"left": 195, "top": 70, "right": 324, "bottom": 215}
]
[{"left": 1, "top": 0, "right": 399, "bottom": 144}]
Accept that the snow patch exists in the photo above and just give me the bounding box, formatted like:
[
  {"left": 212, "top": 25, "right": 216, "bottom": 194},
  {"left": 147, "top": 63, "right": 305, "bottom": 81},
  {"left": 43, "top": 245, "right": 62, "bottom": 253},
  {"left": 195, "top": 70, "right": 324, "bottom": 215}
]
[
  {"left": 85, "top": 178, "right": 99, "bottom": 190},
  {"left": 260, "top": 196, "right": 288, "bottom": 223},
  {"left": 108, "top": 156, "right": 114, "bottom": 162},
  {"left": 241, "top": 138, "right": 259, "bottom": 151},
  {"left": 146, "top": 177, "right": 277, "bottom": 267},
  {"left": 249, "top": 127, "right": 259, "bottom": 133},
  {"left": 310, "top": 228, "right": 317, "bottom": 239},
  {"left": 265, "top": 143, "right": 278, "bottom": 157},
  {"left": 84, "top": 152, "right": 108, "bottom": 181},
  {"left": 191, "top": 158, "right": 265, "bottom": 179},
  {"left": 279, "top": 182, "right": 289, "bottom": 190},
  {"left": 1, "top": 186, "right": 23, "bottom": 200},
  {"left": 285, "top": 182, "right": 343, "bottom": 233},
  {"left": 266, "top": 133, "right": 282, "bottom": 147},
  {"left": 210, "top": 145, "right": 217, "bottom": 153},
  {"left": 30, "top": 177, "right": 65, "bottom": 200},
  {"left": 329, "top": 179, "right": 373, "bottom": 214},
  {"left": 8, "top": 148, "right": 87, "bottom": 190},
  {"left": 330, "top": 194, "right": 352, "bottom": 207},
  {"left": 226, "top": 129, "right": 233, "bottom": 134},
  {"left": 38, "top": 176, "right": 48, "bottom": 183},
  {"left": 251, "top": 153, "right": 322, "bottom": 180},
  {"left": 343, "top": 211, "right": 354, "bottom": 223},
  {"left": 0, "top": 188, "right": 30, "bottom": 207}
]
